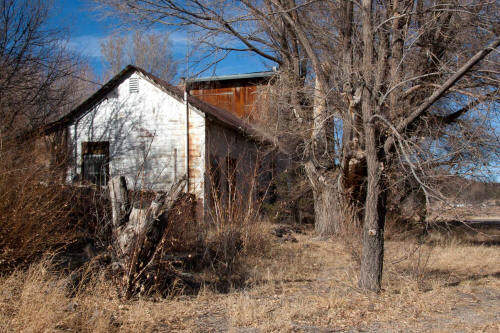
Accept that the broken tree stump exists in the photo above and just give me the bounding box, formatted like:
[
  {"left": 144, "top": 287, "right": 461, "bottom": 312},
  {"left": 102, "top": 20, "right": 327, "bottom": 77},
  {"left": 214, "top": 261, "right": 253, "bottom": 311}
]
[
  {"left": 108, "top": 175, "right": 187, "bottom": 298},
  {"left": 108, "top": 176, "right": 130, "bottom": 228}
]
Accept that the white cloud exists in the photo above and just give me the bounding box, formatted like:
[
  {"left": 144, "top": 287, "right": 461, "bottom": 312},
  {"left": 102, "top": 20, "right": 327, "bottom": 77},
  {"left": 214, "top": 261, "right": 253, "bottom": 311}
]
[
  {"left": 66, "top": 34, "right": 104, "bottom": 58},
  {"left": 66, "top": 30, "right": 189, "bottom": 60},
  {"left": 168, "top": 30, "right": 189, "bottom": 45}
]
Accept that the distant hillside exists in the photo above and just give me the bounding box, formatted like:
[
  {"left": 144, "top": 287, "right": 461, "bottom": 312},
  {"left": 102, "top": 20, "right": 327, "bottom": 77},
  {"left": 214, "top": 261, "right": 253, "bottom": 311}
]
[{"left": 441, "top": 177, "right": 500, "bottom": 204}]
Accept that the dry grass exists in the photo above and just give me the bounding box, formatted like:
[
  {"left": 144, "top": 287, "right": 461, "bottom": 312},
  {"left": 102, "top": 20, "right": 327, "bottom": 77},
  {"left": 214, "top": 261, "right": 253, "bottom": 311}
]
[{"left": 0, "top": 225, "right": 499, "bottom": 332}]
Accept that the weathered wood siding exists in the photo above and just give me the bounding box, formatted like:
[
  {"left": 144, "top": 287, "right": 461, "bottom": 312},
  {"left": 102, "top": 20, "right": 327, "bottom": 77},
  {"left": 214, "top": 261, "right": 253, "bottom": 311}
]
[{"left": 68, "top": 72, "right": 206, "bottom": 205}]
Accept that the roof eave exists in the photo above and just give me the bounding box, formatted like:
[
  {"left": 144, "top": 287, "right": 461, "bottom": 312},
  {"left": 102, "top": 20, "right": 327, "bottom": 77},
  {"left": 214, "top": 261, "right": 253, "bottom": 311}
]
[{"left": 187, "top": 71, "right": 275, "bottom": 83}]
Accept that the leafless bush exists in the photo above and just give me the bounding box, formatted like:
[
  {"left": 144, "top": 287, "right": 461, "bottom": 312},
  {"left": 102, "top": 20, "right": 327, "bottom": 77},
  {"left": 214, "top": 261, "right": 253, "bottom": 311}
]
[
  {"left": 0, "top": 0, "right": 100, "bottom": 273},
  {"left": 336, "top": 199, "right": 363, "bottom": 264},
  {"left": 203, "top": 151, "right": 272, "bottom": 285},
  {"left": 0, "top": 138, "right": 79, "bottom": 272}
]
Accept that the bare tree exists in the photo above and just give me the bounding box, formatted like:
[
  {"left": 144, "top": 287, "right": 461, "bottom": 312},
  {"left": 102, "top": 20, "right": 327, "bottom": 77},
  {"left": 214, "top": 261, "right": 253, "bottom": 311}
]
[
  {"left": 96, "top": 0, "right": 499, "bottom": 291},
  {"left": 0, "top": 0, "right": 92, "bottom": 133},
  {"left": 100, "top": 31, "right": 178, "bottom": 82}
]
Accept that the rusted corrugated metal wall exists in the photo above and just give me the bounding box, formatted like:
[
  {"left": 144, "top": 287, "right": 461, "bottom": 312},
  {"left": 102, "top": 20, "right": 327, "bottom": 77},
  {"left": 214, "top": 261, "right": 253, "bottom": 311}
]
[{"left": 189, "top": 79, "right": 264, "bottom": 120}]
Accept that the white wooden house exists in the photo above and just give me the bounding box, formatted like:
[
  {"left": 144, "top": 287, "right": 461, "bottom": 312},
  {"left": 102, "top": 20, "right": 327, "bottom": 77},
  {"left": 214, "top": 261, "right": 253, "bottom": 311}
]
[{"left": 41, "top": 65, "right": 276, "bottom": 221}]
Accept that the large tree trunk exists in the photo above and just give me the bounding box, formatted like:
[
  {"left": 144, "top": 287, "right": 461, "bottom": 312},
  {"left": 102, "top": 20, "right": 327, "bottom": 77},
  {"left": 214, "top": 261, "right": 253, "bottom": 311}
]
[
  {"left": 359, "top": 0, "right": 386, "bottom": 292},
  {"left": 359, "top": 85, "right": 386, "bottom": 292},
  {"left": 358, "top": 145, "right": 386, "bottom": 291},
  {"left": 304, "top": 161, "right": 342, "bottom": 237},
  {"left": 313, "top": 182, "right": 342, "bottom": 236}
]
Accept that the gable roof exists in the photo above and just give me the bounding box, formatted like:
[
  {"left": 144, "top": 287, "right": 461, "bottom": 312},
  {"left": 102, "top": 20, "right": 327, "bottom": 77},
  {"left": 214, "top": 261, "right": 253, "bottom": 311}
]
[{"left": 35, "top": 65, "right": 267, "bottom": 140}]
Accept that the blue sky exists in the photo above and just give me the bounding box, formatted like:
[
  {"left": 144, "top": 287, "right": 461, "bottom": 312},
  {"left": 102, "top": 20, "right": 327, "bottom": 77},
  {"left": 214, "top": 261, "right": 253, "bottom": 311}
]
[{"left": 48, "top": 1, "right": 272, "bottom": 82}]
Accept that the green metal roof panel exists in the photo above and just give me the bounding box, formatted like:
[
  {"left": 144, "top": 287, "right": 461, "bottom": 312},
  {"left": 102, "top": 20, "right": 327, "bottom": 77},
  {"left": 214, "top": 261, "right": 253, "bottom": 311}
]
[{"left": 187, "top": 71, "right": 275, "bottom": 83}]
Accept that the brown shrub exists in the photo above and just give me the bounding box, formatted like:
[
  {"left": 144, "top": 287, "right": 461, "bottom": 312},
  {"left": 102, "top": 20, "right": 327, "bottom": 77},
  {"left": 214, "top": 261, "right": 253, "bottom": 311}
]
[
  {"left": 139, "top": 188, "right": 271, "bottom": 295},
  {"left": 201, "top": 157, "right": 273, "bottom": 287},
  {"left": 0, "top": 139, "right": 78, "bottom": 271},
  {"left": 0, "top": 135, "right": 114, "bottom": 273}
]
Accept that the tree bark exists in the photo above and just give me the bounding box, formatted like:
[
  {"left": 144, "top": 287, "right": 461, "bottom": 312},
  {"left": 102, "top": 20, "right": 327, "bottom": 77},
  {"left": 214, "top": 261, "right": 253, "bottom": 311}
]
[
  {"left": 358, "top": 0, "right": 386, "bottom": 293},
  {"left": 108, "top": 176, "right": 129, "bottom": 228},
  {"left": 305, "top": 161, "right": 341, "bottom": 237},
  {"left": 359, "top": 165, "right": 386, "bottom": 292},
  {"left": 358, "top": 125, "right": 386, "bottom": 291},
  {"left": 313, "top": 182, "right": 342, "bottom": 236},
  {"left": 359, "top": 86, "right": 386, "bottom": 291}
]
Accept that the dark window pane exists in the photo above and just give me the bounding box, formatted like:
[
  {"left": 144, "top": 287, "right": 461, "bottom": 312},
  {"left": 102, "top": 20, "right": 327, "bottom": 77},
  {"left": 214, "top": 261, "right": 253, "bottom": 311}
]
[
  {"left": 81, "top": 142, "right": 109, "bottom": 186},
  {"left": 83, "top": 154, "right": 108, "bottom": 185}
]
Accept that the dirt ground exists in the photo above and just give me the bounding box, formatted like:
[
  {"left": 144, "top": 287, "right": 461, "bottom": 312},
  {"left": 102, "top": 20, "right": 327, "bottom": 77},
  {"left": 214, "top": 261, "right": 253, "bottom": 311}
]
[{"left": 1, "top": 226, "right": 499, "bottom": 332}]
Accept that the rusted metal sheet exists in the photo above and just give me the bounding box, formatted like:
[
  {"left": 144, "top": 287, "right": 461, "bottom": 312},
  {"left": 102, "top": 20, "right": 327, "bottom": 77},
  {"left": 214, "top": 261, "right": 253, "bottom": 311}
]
[{"left": 189, "top": 77, "right": 269, "bottom": 120}]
